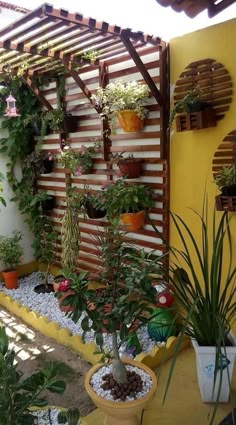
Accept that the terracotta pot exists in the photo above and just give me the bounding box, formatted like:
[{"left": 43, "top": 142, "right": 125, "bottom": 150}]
[
  {"left": 2, "top": 269, "right": 18, "bottom": 289},
  {"left": 120, "top": 210, "right": 145, "bottom": 231},
  {"left": 117, "top": 110, "right": 144, "bottom": 133},
  {"left": 85, "top": 359, "right": 157, "bottom": 425},
  {"left": 118, "top": 159, "right": 142, "bottom": 179}
]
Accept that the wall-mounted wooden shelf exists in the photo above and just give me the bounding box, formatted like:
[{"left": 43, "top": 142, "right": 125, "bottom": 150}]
[
  {"left": 215, "top": 195, "right": 236, "bottom": 212},
  {"left": 176, "top": 109, "right": 216, "bottom": 132}
]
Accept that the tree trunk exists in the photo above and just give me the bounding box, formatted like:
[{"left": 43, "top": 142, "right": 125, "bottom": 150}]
[{"left": 111, "top": 331, "right": 127, "bottom": 384}]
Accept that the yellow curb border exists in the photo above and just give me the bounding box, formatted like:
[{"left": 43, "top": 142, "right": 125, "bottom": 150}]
[{"left": 0, "top": 290, "right": 190, "bottom": 367}]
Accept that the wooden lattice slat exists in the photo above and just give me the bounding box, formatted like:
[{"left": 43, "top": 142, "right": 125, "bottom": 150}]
[{"left": 212, "top": 130, "right": 236, "bottom": 178}]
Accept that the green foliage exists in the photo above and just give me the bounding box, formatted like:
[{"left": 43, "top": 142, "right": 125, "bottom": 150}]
[
  {"left": 58, "top": 219, "right": 162, "bottom": 382},
  {"left": 0, "top": 231, "right": 23, "bottom": 271},
  {"left": 94, "top": 178, "right": 154, "bottom": 216},
  {"left": 0, "top": 171, "right": 6, "bottom": 209},
  {"left": 57, "top": 408, "right": 81, "bottom": 425},
  {"left": 91, "top": 80, "right": 149, "bottom": 131},
  {"left": 57, "top": 141, "right": 100, "bottom": 175},
  {"left": 214, "top": 165, "right": 236, "bottom": 190},
  {"left": 169, "top": 86, "right": 205, "bottom": 128},
  {"left": 0, "top": 326, "right": 66, "bottom": 425}
]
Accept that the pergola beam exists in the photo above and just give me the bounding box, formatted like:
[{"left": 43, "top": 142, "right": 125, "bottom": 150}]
[
  {"left": 22, "top": 75, "right": 53, "bottom": 110},
  {"left": 120, "top": 31, "right": 163, "bottom": 106}
]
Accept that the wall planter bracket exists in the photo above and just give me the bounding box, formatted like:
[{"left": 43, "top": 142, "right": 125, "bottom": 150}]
[
  {"left": 176, "top": 109, "right": 216, "bottom": 132},
  {"left": 215, "top": 195, "right": 236, "bottom": 212}
]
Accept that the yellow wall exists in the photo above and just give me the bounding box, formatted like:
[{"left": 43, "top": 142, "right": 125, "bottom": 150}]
[{"left": 169, "top": 19, "right": 236, "bottom": 259}]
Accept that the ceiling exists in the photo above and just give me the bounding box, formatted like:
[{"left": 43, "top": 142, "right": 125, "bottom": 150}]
[{"left": 155, "top": 0, "right": 236, "bottom": 18}]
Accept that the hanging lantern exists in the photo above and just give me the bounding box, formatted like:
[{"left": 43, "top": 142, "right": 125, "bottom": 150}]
[{"left": 4, "top": 93, "right": 20, "bottom": 117}]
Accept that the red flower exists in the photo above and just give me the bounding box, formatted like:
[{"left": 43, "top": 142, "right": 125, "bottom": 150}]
[{"left": 58, "top": 279, "right": 71, "bottom": 292}]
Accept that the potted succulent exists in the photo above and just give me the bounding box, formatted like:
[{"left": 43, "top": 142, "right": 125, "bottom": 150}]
[
  {"left": 0, "top": 230, "right": 23, "bottom": 289},
  {"left": 58, "top": 219, "right": 161, "bottom": 425},
  {"left": 95, "top": 178, "right": 154, "bottom": 231},
  {"left": 111, "top": 153, "right": 143, "bottom": 179},
  {"left": 215, "top": 165, "right": 236, "bottom": 196},
  {"left": 57, "top": 141, "right": 100, "bottom": 175},
  {"left": 153, "top": 201, "right": 236, "bottom": 423},
  {"left": 91, "top": 80, "right": 149, "bottom": 133}
]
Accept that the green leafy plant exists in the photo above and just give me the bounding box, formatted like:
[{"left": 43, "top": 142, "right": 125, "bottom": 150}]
[
  {"left": 57, "top": 408, "right": 81, "bottom": 425},
  {"left": 0, "top": 171, "right": 6, "bottom": 209},
  {"left": 26, "top": 150, "right": 54, "bottom": 176},
  {"left": 58, "top": 218, "right": 161, "bottom": 384},
  {"left": 91, "top": 80, "right": 149, "bottom": 131},
  {"left": 57, "top": 141, "right": 100, "bottom": 175},
  {"left": 94, "top": 178, "right": 154, "bottom": 218},
  {"left": 169, "top": 86, "right": 207, "bottom": 128},
  {"left": 0, "top": 326, "right": 66, "bottom": 425},
  {"left": 0, "top": 231, "right": 23, "bottom": 271},
  {"left": 151, "top": 198, "right": 236, "bottom": 424},
  {"left": 215, "top": 165, "right": 236, "bottom": 191},
  {"left": 61, "top": 187, "right": 81, "bottom": 270}
]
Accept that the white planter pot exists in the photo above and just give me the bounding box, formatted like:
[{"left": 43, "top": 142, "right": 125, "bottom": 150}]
[{"left": 192, "top": 334, "right": 236, "bottom": 403}]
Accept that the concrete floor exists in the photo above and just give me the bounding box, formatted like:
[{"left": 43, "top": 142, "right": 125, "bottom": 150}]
[{"left": 85, "top": 347, "right": 236, "bottom": 425}]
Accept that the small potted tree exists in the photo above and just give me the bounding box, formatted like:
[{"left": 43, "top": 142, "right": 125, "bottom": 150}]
[
  {"left": 0, "top": 230, "right": 23, "bottom": 289},
  {"left": 95, "top": 178, "right": 154, "bottom": 231},
  {"left": 214, "top": 165, "right": 236, "bottom": 211},
  {"left": 58, "top": 219, "right": 161, "bottom": 424},
  {"left": 91, "top": 80, "right": 149, "bottom": 133}
]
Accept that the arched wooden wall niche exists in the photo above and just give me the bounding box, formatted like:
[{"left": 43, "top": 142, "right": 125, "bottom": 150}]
[
  {"left": 173, "top": 58, "right": 233, "bottom": 132},
  {"left": 212, "top": 130, "right": 236, "bottom": 211}
]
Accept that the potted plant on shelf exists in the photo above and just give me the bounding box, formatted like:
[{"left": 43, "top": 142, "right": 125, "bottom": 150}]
[
  {"left": 57, "top": 219, "right": 161, "bottom": 425},
  {"left": 82, "top": 185, "right": 106, "bottom": 219},
  {"left": 169, "top": 86, "right": 215, "bottom": 131},
  {"left": 91, "top": 80, "right": 149, "bottom": 133},
  {"left": 153, "top": 200, "right": 236, "bottom": 424},
  {"left": 0, "top": 230, "right": 23, "bottom": 289},
  {"left": 27, "top": 150, "right": 55, "bottom": 175},
  {"left": 111, "top": 153, "right": 143, "bottom": 179},
  {"left": 215, "top": 165, "right": 236, "bottom": 195},
  {"left": 95, "top": 178, "right": 154, "bottom": 231},
  {"left": 56, "top": 141, "right": 100, "bottom": 175}
]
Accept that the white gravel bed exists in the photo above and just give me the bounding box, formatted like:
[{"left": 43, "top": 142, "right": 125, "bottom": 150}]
[
  {"left": 33, "top": 408, "right": 83, "bottom": 425},
  {"left": 0, "top": 272, "right": 165, "bottom": 357},
  {"left": 90, "top": 363, "right": 153, "bottom": 402}
]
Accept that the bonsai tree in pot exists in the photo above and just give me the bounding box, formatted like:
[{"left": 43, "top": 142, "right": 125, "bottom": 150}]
[
  {"left": 95, "top": 178, "right": 154, "bottom": 231},
  {"left": 57, "top": 219, "right": 161, "bottom": 424},
  {"left": 214, "top": 165, "right": 236, "bottom": 196},
  {"left": 152, "top": 199, "right": 236, "bottom": 424},
  {"left": 0, "top": 230, "right": 23, "bottom": 289},
  {"left": 91, "top": 80, "right": 149, "bottom": 133}
]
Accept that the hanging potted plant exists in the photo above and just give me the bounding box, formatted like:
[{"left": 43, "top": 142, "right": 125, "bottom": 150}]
[
  {"left": 111, "top": 153, "right": 143, "bottom": 179},
  {"left": 95, "top": 179, "right": 154, "bottom": 231},
  {"left": 83, "top": 186, "right": 106, "bottom": 219},
  {"left": 56, "top": 141, "right": 100, "bottom": 175},
  {"left": 0, "top": 230, "right": 23, "bottom": 289},
  {"left": 91, "top": 80, "right": 149, "bottom": 133},
  {"left": 57, "top": 219, "right": 161, "bottom": 425},
  {"left": 27, "top": 150, "right": 55, "bottom": 175}
]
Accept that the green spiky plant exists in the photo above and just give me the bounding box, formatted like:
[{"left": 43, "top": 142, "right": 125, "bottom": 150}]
[
  {"left": 150, "top": 197, "right": 236, "bottom": 424},
  {"left": 0, "top": 327, "right": 66, "bottom": 425}
]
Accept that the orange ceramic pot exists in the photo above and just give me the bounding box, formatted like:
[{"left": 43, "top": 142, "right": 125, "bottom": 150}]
[
  {"left": 53, "top": 280, "right": 75, "bottom": 312},
  {"left": 2, "top": 269, "right": 18, "bottom": 289},
  {"left": 117, "top": 110, "right": 144, "bottom": 133},
  {"left": 85, "top": 359, "right": 157, "bottom": 425},
  {"left": 120, "top": 210, "right": 145, "bottom": 232}
]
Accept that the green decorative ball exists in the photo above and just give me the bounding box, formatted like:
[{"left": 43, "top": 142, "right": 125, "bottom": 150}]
[{"left": 148, "top": 308, "right": 176, "bottom": 342}]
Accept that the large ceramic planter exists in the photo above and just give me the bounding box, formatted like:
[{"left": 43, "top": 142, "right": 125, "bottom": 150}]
[
  {"left": 85, "top": 359, "right": 157, "bottom": 425},
  {"left": 120, "top": 210, "right": 145, "bottom": 232},
  {"left": 192, "top": 336, "right": 236, "bottom": 403},
  {"left": 2, "top": 270, "right": 18, "bottom": 289},
  {"left": 117, "top": 110, "right": 144, "bottom": 133}
]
